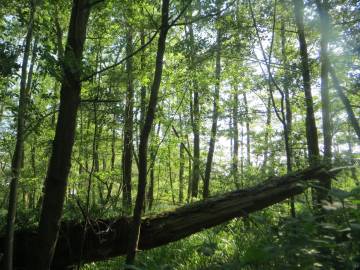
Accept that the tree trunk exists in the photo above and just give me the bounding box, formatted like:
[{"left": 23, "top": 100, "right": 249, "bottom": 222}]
[
  {"left": 179, "top": 116, "right": 185, "bottom": 203},
  {"left": 262, "top": 95, "right": 272, "bottom": 172},
  {"left": 185, "top": 8, "right": 201, "bottom": 198},
  {"left": 329, "top": 66, "right": 360, "bottom": 142},
  {"left": 179, "top": 144, "right": 185, "bottom": 203},
  {"left": 243, "top": 93, "right": 251, "bottom": 166},
  {"left": 203, "top": 24, "right": 221, "bottom": 198},
  {"left": 140, "top": 30, "right": 147, "bottom": 129},
  {"left": 147, "top": 124, "right": 160, "bottom": 211},
  {"left": 281, "top": 17, "right": 295, "bottom": 217},
  {"left": 315, "top": 0, "right": 333, "bottom": 205},
  {"left": 125, "top": 0, "right": 170, "bottom": 265},
  {"left": 168, "top": 145, "right": 176, "bottom": 204},
  {"left": 232, "top": 85, "right": 239, "bottom": 186},
  {"left": 316, "top": 0, "right": 332, "bottom": 163},
  {"left": 0, "top": 167, "right": 336, "bottom": 270},
  {"left": 122, "top": 29, "right": 134, "bottom": 213},
  {"left": 187, "top": 145, "right": 192, "bottom": 202},
  {"left": 293, "top": 0, "right": 320, "bottom": 167},
  {"left": 4, "top": 3, "right": 35, "bottom": 269},
  {"left": 35, "top": 1, "right": 91, "bottom": 268}
]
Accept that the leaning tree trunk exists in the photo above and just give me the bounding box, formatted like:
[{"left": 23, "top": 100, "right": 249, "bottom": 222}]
[
  {"left": 203, "top": 23, "right": 221, "bottom": 199},
  {"left": 35, "top": 1, "right": 91, "bottom": 269},
  {"left": 329, "top": 66, "right": 360, "bottom": 142},
  {"left": 4, "top": 2, "right": 35, "bottom": 269},
  {"left": 125, "top": 0, "right": 170, "bottom": 266},
  {"left": 0, "top": 166, "right": 338, "bottom": 270}
]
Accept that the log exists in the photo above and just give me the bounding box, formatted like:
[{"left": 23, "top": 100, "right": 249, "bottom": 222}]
[{"left": 0, "top": 166, "right": 333, "bottom": 269}]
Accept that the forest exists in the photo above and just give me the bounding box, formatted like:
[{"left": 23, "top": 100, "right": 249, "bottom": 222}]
[{"left": 0, "top": 0, "right": 359, "bottom": 269}]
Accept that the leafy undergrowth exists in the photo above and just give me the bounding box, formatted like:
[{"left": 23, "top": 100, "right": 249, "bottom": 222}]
[{"left": 82, "top": 185, "right": 360, "bottom": 270}]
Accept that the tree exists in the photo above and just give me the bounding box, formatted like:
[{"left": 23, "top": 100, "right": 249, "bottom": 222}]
[
  {"left": 4, "top": 1, "right": 36, "bottom": 269},
  {"left": 125, "top": 0, "right": 171, "bottom": 265},
  {"left": 122, "top": 28, "right": 134, "bottom": 213},
  {"left": 203, "top": 0, "right": 222, "bottom": 198},
  {"left": 292, "top": 0, "right": 320, "bottom": 167},
  {"left": 35, "top": 0, "right": 91, "bottom": 268}
]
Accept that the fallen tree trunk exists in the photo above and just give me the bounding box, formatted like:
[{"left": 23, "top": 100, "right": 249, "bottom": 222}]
[{"left": 0, "top": 166, "right": 333, "bottom": 269}]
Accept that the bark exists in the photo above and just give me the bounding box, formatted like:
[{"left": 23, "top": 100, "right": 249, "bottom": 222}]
[
  {"left": 147, "top": 158, "right": 155, "bottom": 211},
  {"left": 315, "top": 0, "right": 333, "bottom": 205},
  {"left": 192, "top": 87, "right": 201, "bottom": 197},
  {"left": 125, "top": 0, "right": 170, "bottom": 265},
  {"left": 262, "top": 95, "right": 272, "bottom": 172},
  {"left": 316, "top": 0, "right": 332, "bottom": 163},
  {"left": 122, "top": 29, "right": 134, "bottom": 212},
  {"left": 203, "top": 24, "right": 221, "bottom": 198},
  {"left": 240, "top": 123, "right": 244, "bottom": 176},
  {"left": 293, "top": 0, "right": 320, "bottom": 167},
  {"left": 179, "top": 143, "right": 185, "bottom": 203},
  {"left": 4, "top": 3, "right": 35, "bottom": 269},
  {"left": 281, "top": 18, "right": 295, "bottom": 217},
  {"left": 179, "top": 115, "right": 185, "bottom": 203},
  {"left": 168, "top": 145, "right": 176, "bottom": 204},
  {"left": 111, "top": 114, "right": 116, "bottom": 171},
  {"left": 140, "top": 30, "right": 147, "bottom": 129},
  {"left": 187, "top": 144, "right": 192, "bottom": 202},
  {"left": 147, "top": 124, "right": 160, "bottom": 211},
  {"left": 186, "top": 8, "right": 201, "bottom": 198},
  {"left": 35, "top": 1, "right": 91, "bottom": 269},
  {"left": 329, "top": 67, "right": 360, "bottom": 142},
  {"left": 232, "top": 86, "right": 239, "bottom": 185},
  {"left": 0, "top": 166, "right": 336, "bottom": 270},
  {"left": 243, "top": 93, "right": 251, "bottom": 166}
]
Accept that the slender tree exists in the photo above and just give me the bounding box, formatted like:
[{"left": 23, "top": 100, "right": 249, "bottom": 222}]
[
  {"left": 316, "top": 0, "right": 332, "bottom": 163},
  {"left": 4, "top": 2, "right": 36, "bottom": 269},
  {"left": 122, "top": 28, "right": 134, "bottom": 212},
  {"left": 232, "top": 84, "right": 239, "bottom": 186},
  {"left": 203, "top": 8, "right": 222, "bottom": 198},
  {"left": 125, "top": 0, "right": 170, "bottom": 265},
  {"left": 314, "top": 0, "right": 333, "bottom": 204},
  {"left": 186, "top": 9, "right": 201, "bottom": 197},
  {"left": 281, "top": 16, "right": 295, "bottom": 216},
  {"left": 329, "top": 66, "right": 360, "bottom": 142}
]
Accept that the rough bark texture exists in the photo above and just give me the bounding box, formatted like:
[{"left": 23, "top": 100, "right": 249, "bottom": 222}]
[
  {"left": 35, "top": 1, "right": 90, "bottom": 268},
  {"left": 0, "top": 166, "right": 335, "bottom": 269}
]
